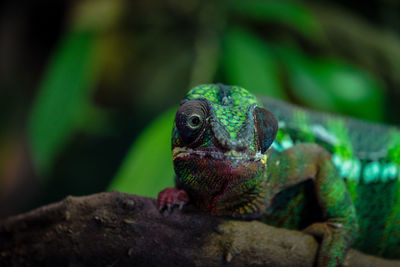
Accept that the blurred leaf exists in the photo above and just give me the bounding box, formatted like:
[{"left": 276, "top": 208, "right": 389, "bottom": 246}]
[
  {"left": 227, "top": 0, "right": 321, "bottom": 38},
  {"left": 29, "top": 31, "right": 99, "bottom": 175},
  {"left": 222, "top": 27, "right": 287, "bottom": 100},
  {"left": 108, "top": 108, "right": 175, "bottom": 197},
  {"left": 274, "top": 45, "right": 385, "bottom": 121}
]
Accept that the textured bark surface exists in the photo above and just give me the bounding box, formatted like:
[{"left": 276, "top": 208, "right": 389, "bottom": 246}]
[{"left": 0, "top": 191, "right": 399, "bottom": 266}]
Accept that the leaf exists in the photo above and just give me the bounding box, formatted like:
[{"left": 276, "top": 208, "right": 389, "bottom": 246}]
[
  {"left": 222, "top": 27, "right": 287, "bottom": 100},
  {"left": 108, "top": 108, "right": 175, "bottom": 197},
  {"left": 274, "top": 45, "right": 385, "bottom": 121},
  {"left": 227, "top": 0, "right": 321, "bottom": 38},
  {"left": 29, "top": 31, "right": 99, "bottom": 175}
]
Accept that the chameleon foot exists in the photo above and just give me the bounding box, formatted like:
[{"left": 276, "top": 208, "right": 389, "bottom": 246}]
[
  {"left": 303, "top": 221, "right": 354, "bottom": 267},
  {"left": 157, "top": 187, "right": 189, "bottom": 213}
]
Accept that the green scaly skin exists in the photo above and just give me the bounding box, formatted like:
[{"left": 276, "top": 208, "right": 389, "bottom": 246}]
[{"left": 157, "top": 84, "right": 400, "bottom": 267}]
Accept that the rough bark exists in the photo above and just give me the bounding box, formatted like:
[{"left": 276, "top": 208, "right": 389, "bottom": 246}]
[{"left": 0, "top": 191, "right": 399, "bottom": 267}]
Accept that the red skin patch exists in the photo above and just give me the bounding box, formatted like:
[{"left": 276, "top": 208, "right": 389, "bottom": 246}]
[
  {"left": 157, "top": 187, "right": 189, "bottom": 212},
  {"left": 172, "top": 152, "right": 265, "bottom": 215}
]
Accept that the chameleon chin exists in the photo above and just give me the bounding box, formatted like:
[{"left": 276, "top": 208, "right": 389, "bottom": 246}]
[{"left": 157, "top": 84, "right": 400, "bottom": 267}]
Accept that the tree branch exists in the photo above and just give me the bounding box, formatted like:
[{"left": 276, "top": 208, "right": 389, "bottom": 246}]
[{"left": 0, "top": 191, "right": 399, "bottom": 266}]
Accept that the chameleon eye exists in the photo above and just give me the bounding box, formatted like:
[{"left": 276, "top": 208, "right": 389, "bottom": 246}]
[
  {"left": 188, "top": 114, "right": 203, "bottom": 129},
  {"left": 254, "top": 107, "right": 278, "bottom": 153},
  {"left": 175, "top": 100, "right": 208, "bottom": 144}
]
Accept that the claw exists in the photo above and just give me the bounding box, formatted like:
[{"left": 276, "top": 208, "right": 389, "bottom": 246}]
[
  {"left": 159, "top": 205, "right": 165, "bottom": 212},
  {"left": 157, "top": 187, "right": 189, "bottom": 214}
]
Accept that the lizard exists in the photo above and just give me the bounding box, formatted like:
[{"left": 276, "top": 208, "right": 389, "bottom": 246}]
[{"left": 157, "top": 83, "right": 400, "bottom": 266}]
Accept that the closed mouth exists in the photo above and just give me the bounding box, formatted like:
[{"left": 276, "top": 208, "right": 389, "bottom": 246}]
[{"left": 172, "top": 147, "right": 267, "bottom": 164}]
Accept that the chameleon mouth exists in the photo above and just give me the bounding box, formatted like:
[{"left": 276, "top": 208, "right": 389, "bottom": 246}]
[
  {"left": 172, "top": 145, "right": 267, "bottom": 206},
  {"left": 172, "top": 147, "right": 267, "bottom": 165}
]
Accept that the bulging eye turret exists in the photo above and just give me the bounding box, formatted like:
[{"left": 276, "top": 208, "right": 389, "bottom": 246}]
[
  {"left": 175, "top": 99, "right": 208, "bottom": 144},
  {"left": 254, "top": 107, "right": 278, "bottom": 153}
]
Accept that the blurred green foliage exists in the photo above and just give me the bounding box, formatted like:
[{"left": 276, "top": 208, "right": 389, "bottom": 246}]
[
  {"left": 5, "top": 0, "right": 396, "bottom": 209},
  {"left": 228, "top": 0, "right": 321, "bottom": 37},
  {"left": 109, "top": 108, "right": 175, "bottom": 196},
  {"left": 29, "top": 31, "right": 99, "bottom": 175},
  {"left": 273, "top": 45, "right": 384, "bottom": 121},
  {"left": 222, "top": 27, "right": 287, "bottom": 99}
]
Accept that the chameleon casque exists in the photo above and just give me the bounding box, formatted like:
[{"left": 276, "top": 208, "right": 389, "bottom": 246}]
[{"left": 157, "top": 84, "right": 400, "bottom": 266}]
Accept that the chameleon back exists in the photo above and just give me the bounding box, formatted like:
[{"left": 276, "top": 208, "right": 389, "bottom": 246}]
[{"left": 261, "top": 96, "right": 400, "bottom": 258}]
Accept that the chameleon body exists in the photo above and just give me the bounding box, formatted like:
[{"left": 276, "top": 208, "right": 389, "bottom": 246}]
[{"left": 157, "top": 84, "right": 400, "bottom": 266}]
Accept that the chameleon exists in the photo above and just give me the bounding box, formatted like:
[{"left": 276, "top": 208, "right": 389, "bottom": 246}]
[{"left": 157, "top": 83, "right": 400, "bottom": 266}]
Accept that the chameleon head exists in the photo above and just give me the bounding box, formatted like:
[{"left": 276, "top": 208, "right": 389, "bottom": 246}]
[{"left": 171, "top": 84, "right": 278, "bottom": 216}]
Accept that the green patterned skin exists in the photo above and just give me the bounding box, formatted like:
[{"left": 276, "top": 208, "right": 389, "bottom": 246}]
[
  {"left": 186, "top": 85, "right": 258, "bottom": 138},
  {"left": 158, "top": 84, "right": 400, "bottom": 267},
  {"left": 262, "top": 97, "right": 400, "bottom": 259}
]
